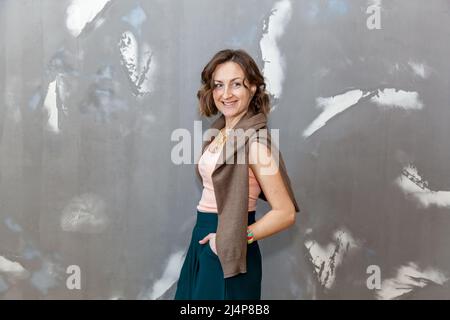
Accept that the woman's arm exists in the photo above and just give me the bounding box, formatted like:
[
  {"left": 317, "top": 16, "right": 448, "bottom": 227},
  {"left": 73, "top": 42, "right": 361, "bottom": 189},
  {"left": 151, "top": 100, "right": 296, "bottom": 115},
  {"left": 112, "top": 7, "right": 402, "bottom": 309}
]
[{"left": 248, "top": 140, "right": 296, "bottom": 241}]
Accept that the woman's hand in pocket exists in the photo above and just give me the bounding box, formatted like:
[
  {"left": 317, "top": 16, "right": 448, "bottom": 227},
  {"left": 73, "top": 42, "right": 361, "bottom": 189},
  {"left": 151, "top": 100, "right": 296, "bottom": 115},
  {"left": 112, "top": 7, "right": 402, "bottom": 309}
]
[{"left": 199, "top": 233, "right": 217, "bottom": 255}]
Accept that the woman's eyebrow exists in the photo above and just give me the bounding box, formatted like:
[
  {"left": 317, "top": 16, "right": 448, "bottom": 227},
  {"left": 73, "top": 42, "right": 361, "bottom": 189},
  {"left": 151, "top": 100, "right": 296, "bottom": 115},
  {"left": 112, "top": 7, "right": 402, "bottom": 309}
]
[{"left": 213, "top": 77, "right": 243, "bottom": 83}]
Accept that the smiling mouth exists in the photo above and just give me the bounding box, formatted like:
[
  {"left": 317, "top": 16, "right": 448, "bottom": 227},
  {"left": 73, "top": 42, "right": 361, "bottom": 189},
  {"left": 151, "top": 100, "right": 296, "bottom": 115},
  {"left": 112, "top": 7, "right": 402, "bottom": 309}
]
[{"left": 223, "top": 101, "right": 238, "bottom": 106}]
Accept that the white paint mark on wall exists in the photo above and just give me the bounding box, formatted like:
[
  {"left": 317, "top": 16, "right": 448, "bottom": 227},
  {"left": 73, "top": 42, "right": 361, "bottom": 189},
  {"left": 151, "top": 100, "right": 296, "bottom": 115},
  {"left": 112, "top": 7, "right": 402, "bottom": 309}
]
[
  {"left": 4, "top": 217, "right": 23, "bottom": 233},
  {"left": 0, "top": 256, "right": 30, "bottom": 279},
  {"left": 66, "top": 0, "right": 111, "bottom": 37},
  {"left": 303, "top": 87, "right": 424, "bottom": 138},
  {"left": 61, "top": 193, "right": 109, "bottom": 233},
  {"left": 302, "top": 89, "right": 367, "bottom": 137},
  {"left": 395, "top": 164, "right": 450, "bottom": 208},
  {"left": 305, "top": 228, "right": 359, "bottom": 289},
  {"left": 408, "top": 61, "right": 429, "bottom": 79},
  {"left": 377, "top": 262, "right": 448, "bottom": 300},
  {"left": 260, "top": 0, "right": 292, "bottom": 100},
  {"left": 31, "top": 260, "right": 63, "bottom": 295},
  {"left": 43, "top": 80, "right": 60, "bottom": 133},
  {"left": 118, "top": 31, "right": 157, "bottom": 97},
  {"left": 138, "top": 250, "right": 185, "bottom": 300},
  {"left": 371, "top": 88, "right": 423, "bottom": 110}
]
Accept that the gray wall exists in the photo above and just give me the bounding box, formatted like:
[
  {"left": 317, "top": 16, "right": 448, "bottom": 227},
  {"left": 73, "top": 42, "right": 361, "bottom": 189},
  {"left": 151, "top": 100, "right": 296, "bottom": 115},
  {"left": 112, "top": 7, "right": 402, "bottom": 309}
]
[{"left": 1, "top": 0, "right": 450, "bottom": 299}]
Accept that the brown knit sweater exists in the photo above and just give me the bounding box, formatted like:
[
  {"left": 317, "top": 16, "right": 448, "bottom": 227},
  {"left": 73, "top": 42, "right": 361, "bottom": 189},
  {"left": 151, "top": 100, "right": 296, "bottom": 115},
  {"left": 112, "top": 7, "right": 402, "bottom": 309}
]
[{"left": 195, "top": 109, "right": 300, "bottom": 278}]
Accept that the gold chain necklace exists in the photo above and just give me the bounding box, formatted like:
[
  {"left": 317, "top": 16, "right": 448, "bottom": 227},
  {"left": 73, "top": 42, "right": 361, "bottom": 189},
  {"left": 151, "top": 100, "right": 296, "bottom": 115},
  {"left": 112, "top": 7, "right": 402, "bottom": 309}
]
[{"left": 209, "top": 128, "right": 229, "bottom": 153}]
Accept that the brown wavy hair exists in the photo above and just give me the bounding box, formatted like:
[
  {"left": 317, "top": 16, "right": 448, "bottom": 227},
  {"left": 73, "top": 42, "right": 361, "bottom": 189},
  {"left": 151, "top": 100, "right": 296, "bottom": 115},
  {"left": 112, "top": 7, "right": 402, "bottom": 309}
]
[{"left": 197, "top": 49, "right": 270, "bottom": 117}]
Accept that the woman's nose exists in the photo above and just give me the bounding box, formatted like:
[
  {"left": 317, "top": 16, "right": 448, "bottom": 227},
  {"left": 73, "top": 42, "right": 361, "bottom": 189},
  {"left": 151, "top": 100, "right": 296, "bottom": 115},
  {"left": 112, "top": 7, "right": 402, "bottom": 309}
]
[{"left": 223, "top": 85, "right": 233, "bottom": 98}]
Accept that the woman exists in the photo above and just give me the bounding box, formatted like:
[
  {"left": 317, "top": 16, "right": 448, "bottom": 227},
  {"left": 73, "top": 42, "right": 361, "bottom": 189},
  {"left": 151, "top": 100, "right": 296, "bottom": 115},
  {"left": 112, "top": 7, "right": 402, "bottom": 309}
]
[{"left": 175, "top": 49, "right": 300, "bottom": 300}]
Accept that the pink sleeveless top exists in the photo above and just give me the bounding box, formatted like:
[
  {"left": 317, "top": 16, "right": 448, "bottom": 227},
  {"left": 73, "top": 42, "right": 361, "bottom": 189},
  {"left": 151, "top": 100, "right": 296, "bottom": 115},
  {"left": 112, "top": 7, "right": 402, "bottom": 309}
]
[{"left": 197, "top": 146, "right": 261, "bottom": 213}]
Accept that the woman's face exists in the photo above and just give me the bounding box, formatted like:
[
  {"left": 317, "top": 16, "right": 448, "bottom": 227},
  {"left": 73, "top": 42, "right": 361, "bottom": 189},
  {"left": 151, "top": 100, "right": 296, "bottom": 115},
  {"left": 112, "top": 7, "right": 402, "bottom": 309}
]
[{"left": 212, "top": 61, "right": 256, "bottom": 121}]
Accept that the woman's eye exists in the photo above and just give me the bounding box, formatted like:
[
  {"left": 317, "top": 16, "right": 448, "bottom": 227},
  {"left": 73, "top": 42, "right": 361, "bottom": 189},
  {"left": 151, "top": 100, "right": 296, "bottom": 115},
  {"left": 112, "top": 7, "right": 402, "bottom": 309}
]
[{"left": 213, "top": 83, "right": 241, "bottom": 89}]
